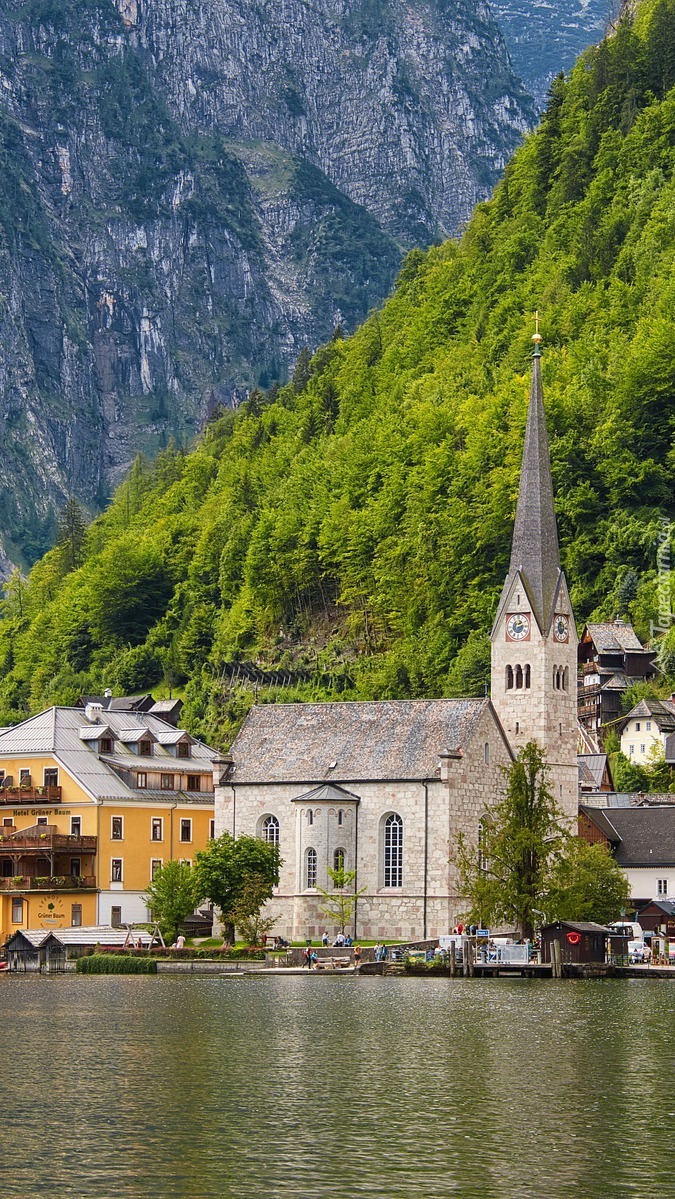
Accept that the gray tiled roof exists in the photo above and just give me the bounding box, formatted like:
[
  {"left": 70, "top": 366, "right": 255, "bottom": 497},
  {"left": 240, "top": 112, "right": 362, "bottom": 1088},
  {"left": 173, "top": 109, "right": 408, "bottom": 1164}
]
[
  {"left": 624, "top": 698, "right": 675, "bottom": 730},
  {"left": 292, "top": 783, "right": 361, "bottom": 804},
  {"left": 581, "top": 805, "right": 675, "bottom": 867},
  {"left": 584, "top": 621, "right": 645, "bottom": 653},
  {"left": 231, "top": 698, "right": 496, "bottom": 784},
  {"left": 0, "top": 708, "right": 216, "bottom": 803}
]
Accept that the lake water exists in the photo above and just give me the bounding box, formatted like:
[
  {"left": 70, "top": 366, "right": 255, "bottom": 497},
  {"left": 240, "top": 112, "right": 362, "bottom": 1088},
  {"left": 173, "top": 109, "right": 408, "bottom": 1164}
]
[{"left": 1, "top": 974, "right": 673, "bottom": 1198}]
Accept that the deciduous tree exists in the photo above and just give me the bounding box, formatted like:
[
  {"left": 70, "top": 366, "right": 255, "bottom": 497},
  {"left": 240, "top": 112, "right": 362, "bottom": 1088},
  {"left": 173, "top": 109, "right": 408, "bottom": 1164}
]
[
  {"left": 195, "top": 833, "right": 281, "bottom": 943},
  {"left": 145, "top": 860, "right": 202, "bottom": 944}
]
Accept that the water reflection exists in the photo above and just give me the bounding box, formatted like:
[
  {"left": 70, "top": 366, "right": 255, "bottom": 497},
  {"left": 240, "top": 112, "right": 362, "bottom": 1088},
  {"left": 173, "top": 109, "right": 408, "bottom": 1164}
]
[{"left": 0, "top": 975, "right": 672, "bottom": 1197}]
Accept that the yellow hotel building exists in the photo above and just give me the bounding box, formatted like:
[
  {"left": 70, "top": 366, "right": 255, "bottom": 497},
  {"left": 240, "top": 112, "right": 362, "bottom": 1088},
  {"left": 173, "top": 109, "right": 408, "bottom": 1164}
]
[{"left": 0, "top": 700, "right": 217, "bottom": 939}]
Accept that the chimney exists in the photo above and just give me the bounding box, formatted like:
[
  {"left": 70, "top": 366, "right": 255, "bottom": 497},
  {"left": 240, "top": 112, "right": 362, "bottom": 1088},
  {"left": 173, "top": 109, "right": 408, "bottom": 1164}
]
[
  {"left": 84, "top": 702, "right": 104, "bottom": 724},
  {"left": 439, "top": 747, "right": 462, "bottom": 782},
  {"left": 212, "top": 754, "right": 234, "bottom": 789}
]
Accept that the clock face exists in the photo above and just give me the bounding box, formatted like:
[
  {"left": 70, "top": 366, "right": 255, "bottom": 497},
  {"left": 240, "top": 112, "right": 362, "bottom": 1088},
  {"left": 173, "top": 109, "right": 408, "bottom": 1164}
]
[
  {"left": 553, "top": 614, "right": 570, "bottom": 643},
  {"left": 506, "top": 613, "right": 531, "bottom": 642}
]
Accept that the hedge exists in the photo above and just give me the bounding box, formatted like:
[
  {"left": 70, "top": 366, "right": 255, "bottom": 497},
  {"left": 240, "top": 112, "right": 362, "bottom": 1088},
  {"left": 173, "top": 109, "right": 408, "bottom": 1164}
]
[
  {"left": 76, "top": 954, "right": 157, "bottom": 974},
  {"left": 87, "top": 946, "right": 266, "bottom": 961}
]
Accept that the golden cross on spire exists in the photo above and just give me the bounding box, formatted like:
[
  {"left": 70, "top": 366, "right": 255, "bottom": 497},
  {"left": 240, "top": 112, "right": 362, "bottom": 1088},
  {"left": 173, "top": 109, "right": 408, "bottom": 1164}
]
[{"left": 532, "top": 309, "right": 542, "bottom": 346}]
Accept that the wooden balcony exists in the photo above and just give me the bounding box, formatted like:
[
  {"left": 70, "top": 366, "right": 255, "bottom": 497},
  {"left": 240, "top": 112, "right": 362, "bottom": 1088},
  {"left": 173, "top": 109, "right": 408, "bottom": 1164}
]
[
  {"left": 0, "top": 830, "right": 97, "bottom": 853},
  {"left": 0, "top": 786, "right": 62, "bottom": 805},
  {"left": 0, "top": 875, "right": 97, "bottom": 891}
]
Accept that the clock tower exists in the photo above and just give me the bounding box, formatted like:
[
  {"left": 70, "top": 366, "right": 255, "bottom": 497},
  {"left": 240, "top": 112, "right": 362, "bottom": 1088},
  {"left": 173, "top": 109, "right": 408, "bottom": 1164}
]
[{"left": 490, "top": 323, "right": 578, "bottom": 819}]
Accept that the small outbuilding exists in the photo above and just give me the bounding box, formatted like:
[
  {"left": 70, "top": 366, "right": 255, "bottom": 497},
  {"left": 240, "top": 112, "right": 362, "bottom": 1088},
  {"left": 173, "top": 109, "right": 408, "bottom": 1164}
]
[
  {"left": 4, "top": 929, "right": 66, "bottom": 972},
  {"left": 541, "top": 921, "right": 612, "bottom": 966},
  {"left": 636, "top": 899, "right": 675, "bottom": 936}
]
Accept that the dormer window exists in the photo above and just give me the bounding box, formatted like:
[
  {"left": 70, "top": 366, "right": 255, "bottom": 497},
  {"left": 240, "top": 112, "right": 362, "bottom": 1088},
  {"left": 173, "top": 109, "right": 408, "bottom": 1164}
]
[
  {"left": 177, "top": 741, "right": 191, "bottom": 759},
  {"left": 140, "top": 740, "right": 152, "bottom": 757},
  {"left": 99, "top": 737, "right": 113, "bottom": 754}
]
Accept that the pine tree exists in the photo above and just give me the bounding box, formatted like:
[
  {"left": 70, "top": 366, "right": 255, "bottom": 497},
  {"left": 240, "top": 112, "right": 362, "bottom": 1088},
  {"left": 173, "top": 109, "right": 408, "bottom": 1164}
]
[{"left": 57, "top": 498, "right": 87, "bottom": 573}]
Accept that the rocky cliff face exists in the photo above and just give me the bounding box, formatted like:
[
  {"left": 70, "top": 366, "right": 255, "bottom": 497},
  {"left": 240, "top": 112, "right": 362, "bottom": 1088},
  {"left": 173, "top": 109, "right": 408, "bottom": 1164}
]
[
  {"left": 0, "top": 0, "right": 532, "bottom": 565},
  {"left": 493, "top": 0, "right": 613, "bottom": 108}
]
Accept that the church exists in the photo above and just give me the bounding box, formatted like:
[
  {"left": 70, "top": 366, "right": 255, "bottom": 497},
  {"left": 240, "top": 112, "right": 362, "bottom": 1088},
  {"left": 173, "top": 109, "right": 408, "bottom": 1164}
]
[{"left": 213, "top": 329, "right": 579, "bottom": 941}]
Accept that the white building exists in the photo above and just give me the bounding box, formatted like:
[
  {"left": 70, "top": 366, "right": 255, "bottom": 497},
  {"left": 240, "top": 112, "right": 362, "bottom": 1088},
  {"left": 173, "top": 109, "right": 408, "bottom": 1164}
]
[
  {"left": 581, "top": 804, "right": 675, "bottom": 904},
  {"left": 214, "top": 334, "right": 580, "bottom": 941},
  {"left": 619, "top": 698, "right": 675, "bottom": 765}
]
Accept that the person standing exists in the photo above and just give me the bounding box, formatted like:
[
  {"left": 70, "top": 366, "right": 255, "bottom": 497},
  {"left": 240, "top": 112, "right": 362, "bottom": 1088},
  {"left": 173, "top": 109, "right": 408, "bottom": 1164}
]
[
  {"left": 322, "top": 931, "right": 328, "bottom": 947},
  {"left": 354, "top": 944, "right": 362, "bottom": 969}
]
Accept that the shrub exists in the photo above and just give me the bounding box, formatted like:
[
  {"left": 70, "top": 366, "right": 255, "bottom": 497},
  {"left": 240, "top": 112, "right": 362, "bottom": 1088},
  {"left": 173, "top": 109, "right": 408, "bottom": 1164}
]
[{"left": 76, "top": 954, "right": 157, "bottom": 974}]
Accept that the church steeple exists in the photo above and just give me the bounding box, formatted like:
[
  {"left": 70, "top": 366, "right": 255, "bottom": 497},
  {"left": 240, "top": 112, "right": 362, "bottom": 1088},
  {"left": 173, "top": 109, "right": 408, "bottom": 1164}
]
[
  {"left": 490, "top": 315, "right": 578, "bottom": 820},
  {"left": 506, "top": 317, "right": 561, "bottom": 633}
]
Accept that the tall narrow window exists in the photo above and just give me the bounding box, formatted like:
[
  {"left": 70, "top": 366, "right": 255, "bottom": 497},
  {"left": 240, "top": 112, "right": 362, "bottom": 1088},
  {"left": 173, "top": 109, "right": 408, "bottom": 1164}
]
[
  {"left": 524, "top": 664, "right": 531, "bottom": 689},
  {"left": 111, "top": 816, "right": 123, "bottom": 840},
  {"left": 484, "top": 742, "right": 490, "bottom": 766},
  {"left": 307, "top": 810, "right": 314, "bottom": 826},
  {"left": 306, "top": 847, "right": 317, "bottom": 888},
  {"left": 71, "top": 903, "right": 82, "bottom": 927},
  {"left": 209, "top": 820, "right": 215, "bottom": 840},
  {"left": 506, "top": 665, "right": 513, "bottom": 690},
  {"left": 563, "top": 666, "right": 569, "bottom": 691},
  {"left": 70, "top": 817, "right": 81, "bottom": 837},
  {"left": 384, "top": 813, "right": 403, "bottom": 888},
  {"left": 151, "top": 818, "right": 163, "bottom": 842},
  {"left": 11, "top": 897, "right": 23, "bottom": 923},
  {"left": 111, "top": 858, "right": 123, "bottom": 883},
  {"left": 515, "top": 665, "right": 523, "bottom": 689},
  {"left": 337, "top": 809, "right": 344, "bottom": 826},
  {"left": 262, "top": 815, "right": 280, "bottom": 845},
  {"left": 180, "top": 818, "right": 192, "bottom": 843},
  {"left": 333, "top": 848, "right": 345, "bottom": 873},
  {"left": 151, "top": 859, "right": 162, "bottom": 881}
]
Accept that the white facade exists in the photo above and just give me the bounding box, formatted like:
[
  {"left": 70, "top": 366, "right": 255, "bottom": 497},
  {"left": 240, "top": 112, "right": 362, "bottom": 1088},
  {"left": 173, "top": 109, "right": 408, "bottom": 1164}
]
[
  {"left": 620, "top": 718, "right": 663, "bottom": 765},
  {"left": 622, "top": 868, "right": 675, "bottom": 902},
  {"left": 97, "top": 890, "right": 150, "bottom": 926}
]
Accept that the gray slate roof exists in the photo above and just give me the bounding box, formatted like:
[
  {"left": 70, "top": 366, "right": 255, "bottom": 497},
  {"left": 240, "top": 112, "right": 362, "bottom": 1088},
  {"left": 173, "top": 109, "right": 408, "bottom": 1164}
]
[
  {"left": 292, "top": 783, "right": 361, "bottom": 804},
  {"left": 0, "top": 708, "right": 216, "bottom": 803},
  {"left": 584, "top": 621, "right": 645, "bottom": 653},
  {"left": 231, "top": 698, "right": 496, "bottom": 784},
  {"left": 494, "top": 350, "right": 562, "bottom": 634},
  {"left": 624, "top": 698, "right": 675, "bottom": 731},
  {"left": 581, "top": 805, "right": 675, "bottom": 867}
]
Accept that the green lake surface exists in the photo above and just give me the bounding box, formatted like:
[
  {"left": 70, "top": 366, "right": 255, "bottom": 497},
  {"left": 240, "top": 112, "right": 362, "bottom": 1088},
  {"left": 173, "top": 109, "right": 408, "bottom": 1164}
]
[{"left": 1, "top": 974, "right": 672, "bottom": 1198}]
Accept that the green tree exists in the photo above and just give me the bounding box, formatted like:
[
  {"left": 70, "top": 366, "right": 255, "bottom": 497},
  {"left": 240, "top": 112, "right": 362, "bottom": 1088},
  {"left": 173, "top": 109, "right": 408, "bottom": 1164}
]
[
  {"left": 231, "top": 874, "right": 280, "bottom": 946},
  {"left": 316, "top": 865, "right": 366, "bottom": 935},
  {"left": 543, "top": 839, "right": 631, "bottom": 925},
  {"left": 195, "top": 832, "right": 281, "bottom": 943},
  {"left": 454, "top": 742, "right": 564, "bottom": 939},
  {"left": 145, "top": 860, "right": 202, "bottom": 944},
  {"left": 56, "top": 498, "right": 88, "bottom": 573}
]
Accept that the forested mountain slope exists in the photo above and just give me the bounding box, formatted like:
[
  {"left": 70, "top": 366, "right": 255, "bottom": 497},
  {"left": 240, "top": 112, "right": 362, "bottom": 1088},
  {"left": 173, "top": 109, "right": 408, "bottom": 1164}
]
[
  {"left": 0, "top": 0, "right": 531, "bottom": 566},
  {"left": 3, "top": 0, "right": 675, "bottom": 747}
]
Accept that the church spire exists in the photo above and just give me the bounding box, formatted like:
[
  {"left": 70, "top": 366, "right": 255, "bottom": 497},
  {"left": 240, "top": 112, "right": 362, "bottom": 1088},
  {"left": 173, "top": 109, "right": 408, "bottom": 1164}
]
[{"left": 507, "top": 315, "right": 561, "bottom": 632}]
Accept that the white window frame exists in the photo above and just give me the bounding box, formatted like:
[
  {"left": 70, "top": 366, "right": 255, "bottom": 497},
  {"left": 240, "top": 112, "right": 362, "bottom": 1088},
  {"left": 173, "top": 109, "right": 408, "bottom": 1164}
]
[
  {"left": 111, "top": 815, "right": 124, "bottom": 841},
  {"left": 383, "top": 813, "right": 403, "bottom": 888},
  {"left": 179, "top": 818, "right": 192, "bottom": 843},
  {"left": 151, "top": 817, "right": 164, "bottom": 843},
  {"left": 70, "top": 816, "right": 81, "bottom": 837},
  {"left": 11, "top": 897, "right": 23, "bottom": 923},
  {"left": 111, "top": 857, "right": 123, "bottom": 884},
  {"left": 150, "top": 858, "right": 163, "bottom": 881},
  {"left": 262, "top": 815, "right": 280, "bottom": 845},
  {"left": 305, "top": 847, "right": 317, "bottom": 889},
  {"left": 137, "top": 772, "right": 148, "bottom": 789}
]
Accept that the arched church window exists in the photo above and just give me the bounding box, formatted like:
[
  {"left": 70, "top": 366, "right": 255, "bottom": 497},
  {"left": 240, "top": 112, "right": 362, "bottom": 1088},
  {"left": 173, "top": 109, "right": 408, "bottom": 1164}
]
[
  {"left": 337, "top": 809, "right": 344, "bottom": 826},
  {"left": 524, "top": 664, "right": 531, "bottom": 689},
  {"left": 515, "top": 665, "right": 523, "bottom": 689},
  {"left": 506, "top": 665, "right": 514, "bottom": 690},
  {"left": 262, "top": 815, "right": 279, "bottom": 845},
  {"left": 484, "top": 742, "right": 490, "bottom": 765},
  {"left": 333, "top": 848, "right": 345, "bottom": 874},
  {"left": 305, "top": 847, "right": 317, "bottom": 888},
  {"left": 383, "top": 813, "right": 403, "bottom": 888}
]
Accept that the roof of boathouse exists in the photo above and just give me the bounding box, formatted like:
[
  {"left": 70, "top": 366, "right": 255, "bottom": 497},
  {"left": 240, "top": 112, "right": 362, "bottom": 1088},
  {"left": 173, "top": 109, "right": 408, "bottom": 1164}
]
[{"left": 230, "top": 698, "right": 496, "bottom": 784}]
